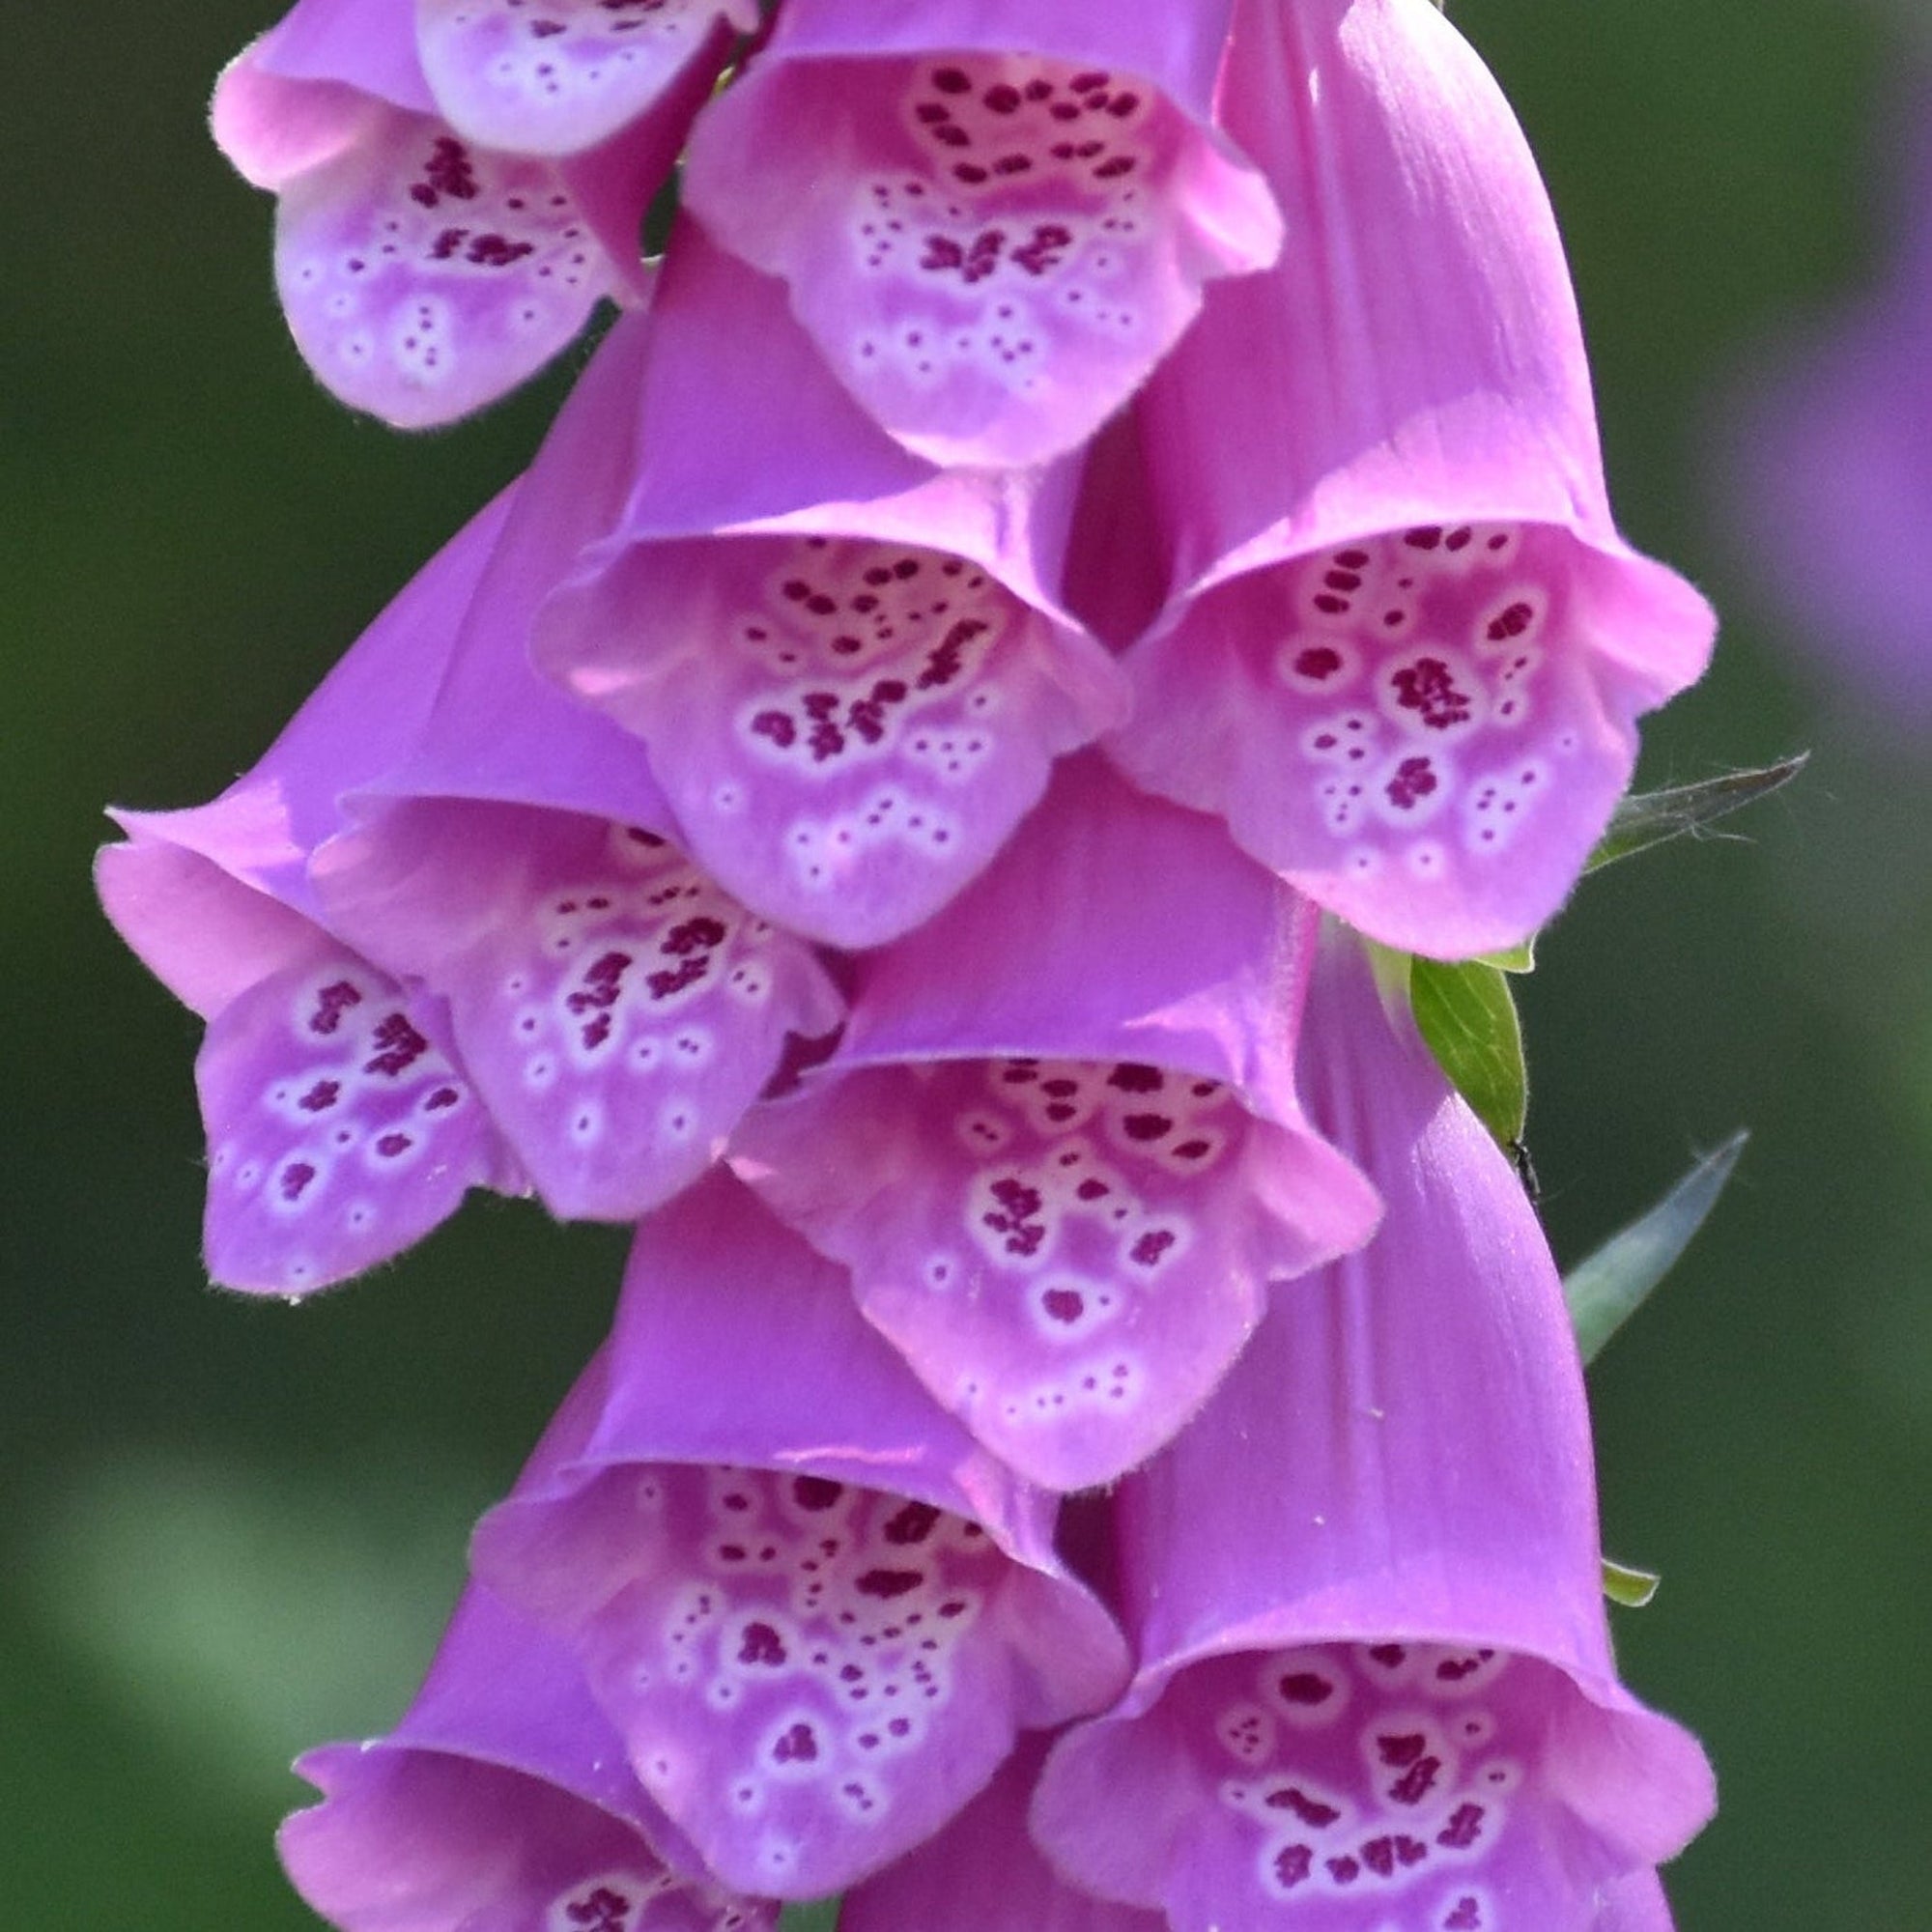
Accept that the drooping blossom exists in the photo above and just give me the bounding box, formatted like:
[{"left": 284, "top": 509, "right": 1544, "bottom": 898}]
[
  {"left": 282, "top": 1350, "right": 776, "bottom": 1932},
  {"left": 98, "top": 317, "right": 840, "bottom": 1292},
  {"left": 1030, "top": 931, "right": 1715, "bottom": 1930},
  {"left": 471, "top": 1170, "right": 1131, "bottom": 1898},
  {"left": 311, "top": 311, "right": 843, "bottom": 1222},
  {"left": 536, "top": 228, "right": 1129, "bottom": 948},
  {"left": 1096, "top": 0, "right": 1715, "bottom": 959},
  {"left": 678, "top": 0, "right": 1284, "bottom": 467},
  {"left": 1722, "top": 75, "right": 1932, "bottom": 727},
  {"left": 97, "top": 493, "right": 526, "bottom": 1293},
  {"left": 729, "top": 755, "right": 1380, "bottom": 1492},
  {"left": 212, "top": 0, "right": 730, "bottom": 423}
]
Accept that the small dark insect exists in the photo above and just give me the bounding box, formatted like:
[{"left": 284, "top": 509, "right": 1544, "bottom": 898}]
[{"left": 1507, "top": 1136, "right": 1541, "bottom": 1204}]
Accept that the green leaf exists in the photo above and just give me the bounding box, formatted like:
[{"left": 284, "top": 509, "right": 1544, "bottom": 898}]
[
  {"left": 1563, "top": 1131, "right": 1747, "bottom": 1365},
  {"left": 1477, "top": 936, "right": 1537, "bottom": 975},
  {"left": 779, "top": 1902, "right": 841, "bottom": 1932},
  {"left": 1603, "top": 1557, "right": 1661, "bottom": 1608},
  {"left": 1585, "top": 755, "right": 1807, "bottom": 875},
  {"left": 1410, "top": 957, "right": 1527, "bottom": 1149}
]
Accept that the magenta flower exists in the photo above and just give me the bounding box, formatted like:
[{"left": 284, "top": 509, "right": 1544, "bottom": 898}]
[
  {"left": 212, "top": 0, "right": 721, "bottom": 423},
  {"left": 98, "top": 319, "right": 840, "bottom": 1290},
  {"left": 729, "top": 754, "right": 1380, "bottom": 1492},
  {"left": 1096, "top": 0, "right": 1715, "bottom": 959},
  {"left": 1723, "top": 77, "right": 1932, "bottom": 725},
  {"left": 677, "top": 0, "right": 1283, "bottom": 467},
  {"left": 471, "top": 1170, "right": 1130, "bottom": 1898},
  {"left": 1030, "top": 933, "right": 1715, "bottom": 1928},
  {"left": 283, "top": 1352, "right": 776, "bottom": 1932},
  {"left": 536, "top": 228, "right": 1129, "bottom": 948}
]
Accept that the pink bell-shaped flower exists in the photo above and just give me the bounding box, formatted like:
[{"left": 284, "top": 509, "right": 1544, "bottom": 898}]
[
  {"left": 472, "top": 1171, "right": 1131, "bottom": 1898},
  {"left": 1031, "top": 932, "right": 1715, "bottom": 1929},
  {"left": 1098, "top": 0, "right": 1715, "bottom": 958},
  {"left": 679, "top": 0, "right": 1283, "bottom": 467}
]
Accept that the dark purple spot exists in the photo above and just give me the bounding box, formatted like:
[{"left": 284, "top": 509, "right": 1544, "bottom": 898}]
[
  {"left": 1444, "top": 1897, "right": 1482, "bottom": 1931},
  {"left": 1121, "top": 1113, "right": 1173, "bottom": 1143},
  {"left": 1294, "top": 644, "right": 1344, "bottom": 681},
  {"left": 1367, "top": 1643, "right": 1407, "bottom": 1668},
  {"left": 1377, "top": 1731, "right": 1427, "bottom": 1768},
  {"left": 1106, "top": 1063, "right": 1164, "bottom": 1094},
  {"left": 1277, "top": 1670, "right": 1334, "bottom": 1707},
  {"left": 1486, "top": 601, "right": 1535, "bottom": 642},
  {"left": 1264, "top": 1785, "right": 1341, "bottom": 1829},
  {"left": 1129, "top": 1230, "right": 1176, "bottom": 1267},
  {"left": 1272, "top": 1844, "right": 1313, "bottom": 1891},
  {"left": 307, "top": 980, "right": 363, "bottom": 1036},
  {"left": 1325, "top": 1856, "right": 1361, "bottom": 1887},
  {"left": 1436, "top": 1802, "right": 1486, "bottom": 1850},
  {"left": 297, "top": 1079, "right": 340, "bottom": 1113},
  {"left": 1389, "top": 1755, "right": 1444, "bottom": 1806},
  {"left": 1042, "top": 1287, "right": 1085, "bottom": 1323},
  {"left": 856, "top": 1568, "right": 923, "bottom": 1600},
  {"left": 423, "top": 1086, "right": 460, "bottom": 1112},
  {"left": 363, "top": 1012, "right": 429, "bottom": 1079},
  {"left": 931, "top": 66, "right": 971, "bottom": 94},
  {"left": 792, "top": 1476, "right": 843, "bottom": 1511},
  {"left": 279, "top": 1161, "right": 317, "bottom": 1202},
  {"left": 771, "top": 1722, "right": 819, "bottom": 1764},
  {"left": 883, "top": 1500, "right": 941, "bottom": 1545},
  {"left": 1390, "top": 656, "right": 1474, "bottom": 730},
  {"left": 1385, "top": 755, "right": 1439, "bottom": 811},
  {"left": 737, "top": 1622, "right": 787, "bottom": 1667},
  {"left": 375, "top": 1132, "right": 412, "bottom": 1159}
]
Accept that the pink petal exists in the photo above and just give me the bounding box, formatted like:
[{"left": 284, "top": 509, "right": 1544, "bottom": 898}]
[
  {"left": 213, "top": 0, "right": 436, "bottom": 190},
  {"left": 416, "top": 0, "right": 753, "bottom": 156},
  {"left": 275, "top": 103, "right": 628, "bottom": 424},
  {"left": 681, "top": 0, "right": 1280, "bottom": 466},
  {"left": 198, "top": 952, "right": 518, "bottom": 1293},
  {"left": 1098, "top": 0, "right": 1714, "bottom": 957},
  {"left": 473, "top": 1174, "right": 1129, "bottom": 1896},
  {"left": 538, "top": 234, "right": 1126, "bottom": 947},
  {"left": 731, "top": 758, "right": 1379, "bottom": 1491},
  {"left": 1113, "top": 523, "right": 1682, "bottom": 959},
  {"left": 318, "top": 800, "right": 841, "bottom": 1221}
]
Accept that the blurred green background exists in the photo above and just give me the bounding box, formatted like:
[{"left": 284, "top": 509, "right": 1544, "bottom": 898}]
[{"left": 7, "top": 0, "right": 1928, "bottom": 1923}]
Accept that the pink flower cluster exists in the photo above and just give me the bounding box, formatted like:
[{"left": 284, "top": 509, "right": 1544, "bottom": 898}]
[{"left": 100, "top": 3, "right": 1720, "bottom": 1928}]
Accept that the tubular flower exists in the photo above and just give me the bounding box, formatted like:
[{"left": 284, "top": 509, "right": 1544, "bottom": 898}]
[
  {"left": 535, "top": 228, "right": 1129, "bottom": 949},
  {"left": 678, "top": 0, "right": 1284, "bottom": 467},
  {"left": 282, "top": 1354, "right": 777, "bottom": 1932},
  {"left": 98, "top": 318, "right": 840, "bottom": 1291},
  {"left": 471, "top": 1171, "right": 1130, "bottom": 1899},
  {"left": 212, "top": 0, "right": 733, "bottom": 422},
  {"left": 730, "top": 754, "right": 1379, "bottom": 1492},
  {"left": 1030, "top": 932, "right": 1714, "bottom": 1930},
  {"left": 1097, "top": 0, "right": 1715, "bottom": 959}
]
